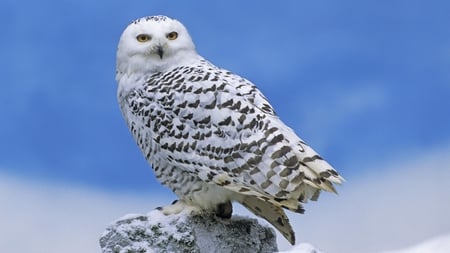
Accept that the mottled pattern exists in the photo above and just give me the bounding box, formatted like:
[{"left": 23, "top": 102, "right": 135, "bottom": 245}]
[
  {"left": 132, "top": 15, "right": 168, "bottom": 25},
  {"left": 116, "top": 15, "right": 344, "bottom": 245}
]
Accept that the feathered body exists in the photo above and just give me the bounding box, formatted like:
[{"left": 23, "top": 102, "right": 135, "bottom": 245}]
[{"left": 116, "top": 15, "right": 343, "bottom": 245}]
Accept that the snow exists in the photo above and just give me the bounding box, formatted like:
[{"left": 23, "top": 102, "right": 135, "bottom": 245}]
[
  {"left": 379, "top": 233, "right": 450, "bottom": 253},
  {"left": 278, "top": 243, "right": 323, "bottom": 253},
  {"left": 279, "top": 234, "right": 450, "bottom": 253}
]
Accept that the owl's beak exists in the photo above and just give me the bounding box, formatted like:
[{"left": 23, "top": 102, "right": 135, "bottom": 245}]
[{"left": 156, "top": 45, "right": 164, "bottom": 59}]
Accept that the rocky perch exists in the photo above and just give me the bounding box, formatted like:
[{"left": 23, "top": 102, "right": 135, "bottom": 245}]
[{"left": 99, "top": 209, "right": 278, "bottom": 253}]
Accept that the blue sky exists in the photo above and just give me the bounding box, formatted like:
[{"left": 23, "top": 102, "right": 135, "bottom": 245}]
[{"left": 1, "top": 1, "right": 450, "bottom": 252}]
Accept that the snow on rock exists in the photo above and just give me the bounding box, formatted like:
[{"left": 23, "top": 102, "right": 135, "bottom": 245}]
[{"left": 99, "top": 209, "right": 278, "bottom": 253}]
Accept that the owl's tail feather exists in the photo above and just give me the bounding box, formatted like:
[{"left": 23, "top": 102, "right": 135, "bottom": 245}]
[{"left": 239, "top": 196, "right": 296, "bottom": 245}]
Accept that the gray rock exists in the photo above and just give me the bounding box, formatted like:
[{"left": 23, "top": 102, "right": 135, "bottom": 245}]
[{"left": 100, "top": 210, "right": 278, "bottom": 253}]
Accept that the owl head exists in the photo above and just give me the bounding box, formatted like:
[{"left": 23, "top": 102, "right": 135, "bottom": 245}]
[{"left": 116, "top": 15, "right": 199, "bottom": 78}]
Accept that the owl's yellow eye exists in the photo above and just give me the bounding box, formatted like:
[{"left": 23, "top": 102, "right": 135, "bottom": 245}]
[
  {"left": 166, "top": 32, "right": 178, "bottom": 40},
  {"left": 136, "top": 34, "right": 151, "bottom": 42}
]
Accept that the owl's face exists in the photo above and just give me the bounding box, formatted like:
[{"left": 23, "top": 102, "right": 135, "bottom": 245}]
[{"left": 116, "top": 16, "right": 197, "bottom": 77}]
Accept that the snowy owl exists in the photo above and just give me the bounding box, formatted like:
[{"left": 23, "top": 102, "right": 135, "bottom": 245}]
[{"left": 116, "top": 15, "right": 343, "bottom": 245}]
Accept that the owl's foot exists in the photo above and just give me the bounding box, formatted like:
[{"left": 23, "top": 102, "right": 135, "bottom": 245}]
[
  {"left": 156, "top": 199, "right": 233, "bottom": 218},
  {"left": 157, "top": 199, "right": 201, "bottom": 216},
  {"left": 155, "top": 200, "right": 179, "bottom": 210}
]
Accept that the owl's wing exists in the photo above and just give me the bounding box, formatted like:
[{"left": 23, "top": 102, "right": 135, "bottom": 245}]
[
  {"left": 120, "top": 66, "right": 344, "bottom": 245},
  {"left": 122, "top": 66, "right": 343, "bottom": 208}
]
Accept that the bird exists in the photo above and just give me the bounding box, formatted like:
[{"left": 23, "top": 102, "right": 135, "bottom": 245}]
[{"left": 116, "top": 15, "right": 343, "bottom": 245}]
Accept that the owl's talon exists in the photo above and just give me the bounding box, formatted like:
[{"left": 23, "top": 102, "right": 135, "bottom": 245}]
[
  {"left": 159, "top": 199, "right": 201, "bottom": 216},
  {"left": 216, "top": 201, "right": 233, "bottom": 219}
]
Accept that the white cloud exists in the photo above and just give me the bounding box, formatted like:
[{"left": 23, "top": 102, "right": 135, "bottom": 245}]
[
  {"left": 0, "top": 174, "right": 171, "bottom": 253},
  {"left": 1, "top": 144, "right": 449, "bottom": 253}
]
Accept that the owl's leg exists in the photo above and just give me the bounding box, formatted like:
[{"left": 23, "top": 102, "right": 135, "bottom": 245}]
[{"left": 215, "top": 201, "right": 233, "bottom": 219}]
